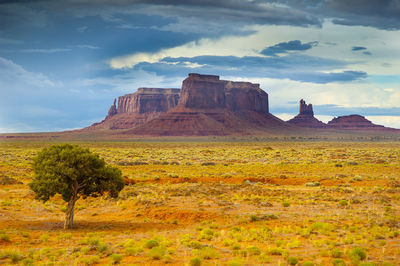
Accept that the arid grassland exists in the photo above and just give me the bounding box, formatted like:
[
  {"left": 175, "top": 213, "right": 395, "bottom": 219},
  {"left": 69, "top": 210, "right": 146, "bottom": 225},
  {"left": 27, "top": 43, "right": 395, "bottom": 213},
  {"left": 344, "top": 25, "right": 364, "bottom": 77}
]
[{"left": 0, "top": 141, "right": 399, "bottom": 265}]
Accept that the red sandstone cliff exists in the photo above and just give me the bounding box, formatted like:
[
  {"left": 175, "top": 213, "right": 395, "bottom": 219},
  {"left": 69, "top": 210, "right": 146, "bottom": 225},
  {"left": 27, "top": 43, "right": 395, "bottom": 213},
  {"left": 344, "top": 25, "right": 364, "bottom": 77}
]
[
  {"left": 84, "top": 73, "right": 399, "bottom": 136},
  {"left": 129, "top": 73, "right": 290, "bottom": 136},
  {"left": 287, "top": 99, "right": 326, "bottom": 128},
  {"left": 86, "top": 88, "right": 180, "bottom": 130}
]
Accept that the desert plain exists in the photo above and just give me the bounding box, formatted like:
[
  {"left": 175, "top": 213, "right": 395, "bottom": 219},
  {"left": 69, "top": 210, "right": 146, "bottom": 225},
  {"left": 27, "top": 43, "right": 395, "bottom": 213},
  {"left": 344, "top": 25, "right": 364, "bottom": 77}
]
[{"left": 0, "top": 140, "right": 399, "bottom": 265}]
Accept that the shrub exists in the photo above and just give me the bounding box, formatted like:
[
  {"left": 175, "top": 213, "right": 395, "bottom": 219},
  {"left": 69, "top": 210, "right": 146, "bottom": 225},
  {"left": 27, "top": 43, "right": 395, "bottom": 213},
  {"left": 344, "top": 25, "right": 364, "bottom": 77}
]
[
  {"left": 228, "top": 259, "right": 242, "bottom": 266},
  {"left": 249, "top": 214, "right": 278, "bottom": 222},
  {"left": 125, "top": 247, "right": 143, "bottom": 256},
  {"left": 188, "top": 241, "right": 202, "bottom": 249},
  {"left": 282, "top": 201, "right": 290, "bottom": 207},
  {"left": 246, "top": 246, "right": 261, "bottom": 256},
  {"left": 201, "top": 162, "right": 216, "bottom": 166},
  {"left": 0, "top": 249, "right": 24, "bottom": 263},
  {"left": 267, "top": 248, "right": 284, "bottom": 255},
  {"left": 231, "top": 243, "right": 241, "bottom": 250},
  {"left": 331, "top": 248, "right": 343, "bottom": 258},
  {"left": 97, "top": 242, "right": 109, "bottom": 253},
  {"left": 339, "top": 200, "right": 348, "bottom": 207},
  {"left": 193, "top": 247, "right": 218, "bottom": 260},
  {"left": 332, "top": 259, "right": 346, "bottom": 266},
  {"left": 87, "top": 237, "right": 100, "bottom": 248},
  {"left": 250, "top": 214, "right": 258, "bottom": 222},
  {"left": 350, "top": 246, "right": 366, "bottom": 260},
  {"left": 287, "top": 256, "right": 299, "bottom": 265},
  {"left": 163, "top": 254, "right": 172, "bottom": 263},
  {"left": 359, "top": 263, "right": 377, "bottom": 266},
  {"left": 148, "top": 246, "right": 165, "bottom": 260},
  {"left": 110, "top": 253, "right": 123, "bottom": 264},
  {"left": 302, "top": 262, "right": 315, "bottom": 266},
  {"left": 22, "top": 258, "right": 34, "bottom": 266},
  {"left": 168, "top": 173, "right": 179, "bottom": 178},
  {"left": 145, "top": 239, "right": 159, "bottom": 249},
  {"left": 199, "top": 229, "right": 214, "bottom": 240},
  {"left": 305, "top": 182, "right": 320, "bottom": 187},
  {"left": 189, "top": 257, "right": 202, "bottom": 266},
  {"left": 0, "top": 233, "right": 10, "bottom": 242},
  {"left": 79, "top": 255, "right": 100, "bottom": 265},
  {"left": 40, "top": 234, "right": 49, "bottom": 242}
]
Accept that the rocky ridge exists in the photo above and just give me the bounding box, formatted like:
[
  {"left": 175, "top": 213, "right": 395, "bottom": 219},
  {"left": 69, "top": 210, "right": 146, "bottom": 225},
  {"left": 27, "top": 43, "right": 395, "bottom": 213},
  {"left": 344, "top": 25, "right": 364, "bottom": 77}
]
[
  {"left": 287, "top": 99, "right": 326, "bottom": 128},
  {"left": 129, "top": 73, "right": 289, "bottom": 136},
  {"left": 85, "top": 73, "right": 398, "bottom": 136},
  {"left": 87, "top": 87, "right": 180, "bottom": 130},
  {"left": 327, "top": 115, "right": 386, "bottom": 130}
]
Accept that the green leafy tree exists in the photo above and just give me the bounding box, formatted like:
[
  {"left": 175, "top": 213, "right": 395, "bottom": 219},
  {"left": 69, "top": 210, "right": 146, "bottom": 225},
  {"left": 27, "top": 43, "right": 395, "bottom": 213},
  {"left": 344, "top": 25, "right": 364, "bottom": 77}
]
[{"left": 30, "top": 144, "right": 124, "bottom": 229}]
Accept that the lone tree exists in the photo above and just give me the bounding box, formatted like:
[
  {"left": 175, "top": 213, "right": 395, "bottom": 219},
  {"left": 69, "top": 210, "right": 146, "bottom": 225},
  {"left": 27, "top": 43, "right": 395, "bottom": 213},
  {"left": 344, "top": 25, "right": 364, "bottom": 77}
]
[{"left": 30, "top": 144, "right": 124, "bottom": 229}]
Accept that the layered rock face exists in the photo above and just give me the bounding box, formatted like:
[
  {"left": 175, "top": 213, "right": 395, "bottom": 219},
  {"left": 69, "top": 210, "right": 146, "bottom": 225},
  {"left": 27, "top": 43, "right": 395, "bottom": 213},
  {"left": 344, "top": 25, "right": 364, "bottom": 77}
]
[
  {"left": 287, "top": 99, "right": 326, "bottom": 128},
  {"left": 87, "top": 87, "right": 180, "bottom": 130},
  {"left": 117, "top": 88, "right": 180, "bottom": 114},
  {"left": 129, "top": 74, "right": 290, "bottom": 136},
  {"left": 327, "top": 115, "right": 384, "bottom": 129},
  {"left": 179, "top": 74, "right": 226, "bottom": 109},
  {"left": 178, "top": 73, "right": 269, "bottom": 112}
]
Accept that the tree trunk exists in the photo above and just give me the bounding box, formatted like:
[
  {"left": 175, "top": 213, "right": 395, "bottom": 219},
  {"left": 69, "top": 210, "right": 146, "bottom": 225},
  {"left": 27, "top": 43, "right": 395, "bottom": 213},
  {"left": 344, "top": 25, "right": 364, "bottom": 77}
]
[{"left": 64, "top": 194, "right": 77, "bottom": 229}]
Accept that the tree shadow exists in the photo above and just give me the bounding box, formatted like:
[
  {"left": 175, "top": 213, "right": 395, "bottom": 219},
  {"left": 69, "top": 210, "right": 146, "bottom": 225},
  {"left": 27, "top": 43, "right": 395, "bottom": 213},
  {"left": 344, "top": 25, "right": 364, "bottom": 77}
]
[{"left": 3, "top": 219, "right": 178, "bottom": 232}]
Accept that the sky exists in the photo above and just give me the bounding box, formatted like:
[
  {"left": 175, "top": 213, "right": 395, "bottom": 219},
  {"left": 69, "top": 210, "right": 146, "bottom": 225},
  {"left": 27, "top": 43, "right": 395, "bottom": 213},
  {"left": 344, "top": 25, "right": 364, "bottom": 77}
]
[{"left": 0, "top": 0, "right": 399, "bottom": 132}]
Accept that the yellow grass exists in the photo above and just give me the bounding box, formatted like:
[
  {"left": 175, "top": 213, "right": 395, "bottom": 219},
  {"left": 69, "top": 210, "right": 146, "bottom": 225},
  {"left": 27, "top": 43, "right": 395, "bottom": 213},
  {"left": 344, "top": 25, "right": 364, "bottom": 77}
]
[{"left": 0, "top": 141, "right": 399, "bottom": 265}]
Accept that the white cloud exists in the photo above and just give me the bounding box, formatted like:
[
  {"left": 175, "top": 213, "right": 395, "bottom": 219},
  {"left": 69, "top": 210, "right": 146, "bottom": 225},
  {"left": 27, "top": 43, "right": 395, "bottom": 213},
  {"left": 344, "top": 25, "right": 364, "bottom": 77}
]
[
  {"left": 109, "top": 32, "right": 263, "bottom": 69},
  {"left": 0, "top": 37, "right": 23, "bottom": 45},
  {"left": 0, "top": 56, "right": 58, "bottom": 90},
  {"left": 366, "top": 116, "right": 400, "bottom": 129},
  {"left": 75, "top": 44, "right": 100, "bottom": 49}
]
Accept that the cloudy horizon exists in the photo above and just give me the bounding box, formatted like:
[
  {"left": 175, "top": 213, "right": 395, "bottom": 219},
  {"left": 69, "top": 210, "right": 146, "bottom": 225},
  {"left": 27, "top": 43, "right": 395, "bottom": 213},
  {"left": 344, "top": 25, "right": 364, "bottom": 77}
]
[{"left": 1, "top": 0, "right": 399, "bottom": 133}]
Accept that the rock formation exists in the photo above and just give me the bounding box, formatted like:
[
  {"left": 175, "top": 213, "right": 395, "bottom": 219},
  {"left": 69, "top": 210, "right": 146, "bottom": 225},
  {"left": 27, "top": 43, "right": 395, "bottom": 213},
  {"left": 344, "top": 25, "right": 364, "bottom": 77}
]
[
  {"left": 86, "top": 87, "right": 180, "bottom": 130},
  {"left": 287, "top": 99, "right": 326, "bottom": 128},
  {"left": 83, "top": 73, "right": 400, "bottom": 136},
  {"left": 327, "top": 115, "right": 385, "bottom": 129},
  {"left": 129, "top": 73, "right": 290, "bottom": 136},
  {"left": 117, "top": 88, "right": 180, "bottom": 114},
  {"left": 106, "top": 98, "right": 117, "bottom": 119},
  {"left": 178, "top": 73, "right": 269, "bottom": 112}
]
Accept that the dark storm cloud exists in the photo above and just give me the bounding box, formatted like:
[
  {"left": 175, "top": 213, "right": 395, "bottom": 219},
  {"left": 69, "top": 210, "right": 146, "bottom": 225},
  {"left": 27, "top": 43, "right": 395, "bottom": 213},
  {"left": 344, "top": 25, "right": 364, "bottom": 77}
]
[
  {"left": 276, "top": 0, "right": 400, "bottom": 30},
  {"left": 352, "top": 46, "right": 367, "bottom": 51},
  {"left": 70, "top": 0, "right": 400, "bottom": 30},
  {"left": 0, "top": 0, "right": 322, "bottom": 33},
  {"left": 261, "top": 40, "right": 318, "bottom": 56},
  {"left": 2, "top": 0, "right": 398, "bottom": 38},
  {"left": 0, "top": 3, "right": 47, "bottom": 30},
  {"left": 140, "top": 54, "right": 367, "bottom": 84},
  {"left": 351, "top": 46, "right": 372, "bottom": 55},
  {"left": 161, "top": 54, "right": 345, "bottom": 70}
]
